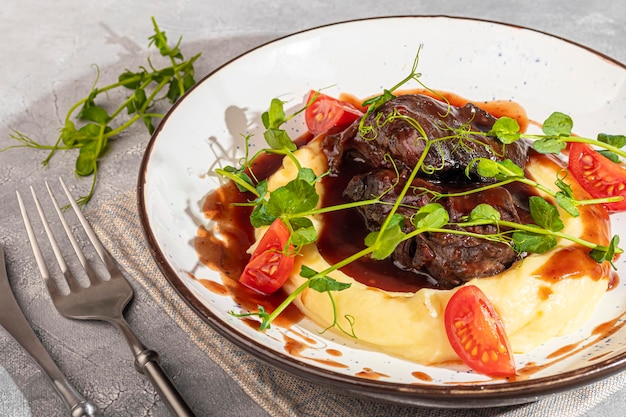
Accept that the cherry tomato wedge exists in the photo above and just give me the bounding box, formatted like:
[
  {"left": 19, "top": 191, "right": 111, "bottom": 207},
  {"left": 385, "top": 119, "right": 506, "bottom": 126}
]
[
  {"left": 304, "top": 90, "right": 363, "bottom": 135},
  {"left": 239, "top": 218, "right": 295, "bottom": 295},
  {"left": 444, "top": 285, "right": 516, "bottom": 377},
  {"left": 568, "top": 142, "right": 626, "bottom": 212}
]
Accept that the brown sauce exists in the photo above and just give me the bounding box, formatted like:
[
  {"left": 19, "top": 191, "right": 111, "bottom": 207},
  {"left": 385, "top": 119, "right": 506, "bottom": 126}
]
[
  {"left": 193, "top": 90, "right": 620, "bottom": 380},
  {"left": 512, "top": 310, "right": 626, "bottom": 380},
  {"left": 195, "top": 90, "right": 614, "bottom": 297},
  {"left": 355, "top": 367, "right": 390, "bottom": 380},
  {"left": 316, "top": 155, "right": 541, "bottom": 292},
  {"left": 589, "top": 351, "right": 613, "bottom": 362},
  {"left": 533, "top": 246, "right": 611, "bottom": 283},
  {"left": 411, "top": 371, "right": 433, "bottom": 382},
  {"left": 340, "top": 89, "right": 529, "bottom": 133},
  {"left": 191, "top": 272, "right": 229, "bottom": 296},
  {"left": 195, "top": 179, "right": 304, "bottom": 328},
  {"left": 538, "top": 285, "right": 553, "bottom": 301},
  {"left": 547, "top": 342, "right": 580, "bottom": 359},
  {"left": 528, "top": 153, "right": 612, "bottom": 283},
  {"left": 316, "top": 160, "right": 436, "bottom": 292},
  {"left": 282, "top": 333, "right": 349, "bottom": 369},
  {"left": 283, "top": 333, "right": 307, "bottom": 356},
  {"left": 195, "top": 91, "right": 538, "bottom": 296},
  {"left": 608, "top": 270, "right": 620, "bottom": 290},
  {"left": 289, "top": 330, "right": 317, "bottom": 345}
]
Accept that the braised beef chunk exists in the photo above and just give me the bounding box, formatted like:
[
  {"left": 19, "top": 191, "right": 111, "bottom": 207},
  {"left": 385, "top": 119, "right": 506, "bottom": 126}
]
[
  {"left": 322, "top": 94, "right": 528, "bottom": 183},
  {"left": 321, "top": 94, "right": 532, "bottom": 289},
  {"left": 343, "top": 169, "right": 522, "bottom": 288}
]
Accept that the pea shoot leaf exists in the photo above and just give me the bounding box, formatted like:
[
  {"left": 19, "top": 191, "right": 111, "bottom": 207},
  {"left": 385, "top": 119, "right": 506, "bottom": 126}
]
[
  {"left": 309, "top": 277, "right": 351, "bottom": 292},
  {"left": 300, "top": 265, "right": 351, "bottom": 292},
  {"left": 262, "top": 98, "right": 287, "bottom": 129},
  {"left": 412, "top": 203, "right": 449, "bottom": 229},
  {"left": 533, "top": 137, "right": 567, "bottom": 154},
  {"left": 264, "top": 128, "right": 297, "bottom": 152},
  {"left": 289, "top": 217, "right": 317, "bottom": 246},
  {"left": 469, "top": 203, "right": 501, "bottom": 222},
  {"left": 555, "top": 192, "right": 579, "bottom": 217},
  {"left": 79, "top": 105, "right": 110, "bottom": 124},
  {"left": 221, "top": 165, "right": 255, "bottom": 192},
  {"left": 598, "top": 133, "right": 626, "bottom": 149},
  {"left": 299, "top": 265, "right": 318, "bottom": 278},
  {"left": 60, "top": 121, "right": 78, "bottom": 146},
  {"left": 542, "top": 112, "right": 573, "bottom": 137},
  {"left": 126, "top": 88, "right": 147, "bottom": 114},
  {"left": 529, "top": 196, "right": 564, "bottom": 232},
  {"left": 473, "top": 158, "right": 524, "bottom": 180},
  {"left": 266, "top": 178, "right": 319, "bottom": 218},
  {"left": 489, "top": 117, "right": 520, "bottom": 144},
  {"left": 590, "top": 235, "right": 620, "bottom": 266},
  {"left": 598, "top": 150, "right": 620, "bottom": 163},
  {"left": 553, "top": 176, "right": 580, "bottom": 216},
  {"left": 555, "top": 175, "right": 574, "bottom": 197},
  {"left": 297, "top": 167, "right": 317, "bottom": 184},
  {"left": 361, "top": 89, "right": 396, "bottom": 109},
  {"left": 260, "top": 99, "right": 297, "bottom": 151},
  {"left": 254, "top": 179, "right": 268, "bottom": 198},
  {"left": 512, "top": 230, "right": 556, "bottom": 254},
  {"left": 250, "top": 203, "right": 275, "bottom": 228},
  {"left": 119, "top": 70, "right": 143, "bottom": 89},
  {"left": 365, "top": 214, "right": 406, "bottom": 260}
]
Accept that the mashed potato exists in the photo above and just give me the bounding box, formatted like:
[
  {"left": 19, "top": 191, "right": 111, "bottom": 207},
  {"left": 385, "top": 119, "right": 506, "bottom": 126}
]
[{"left": 262, "top": 137, "right": 612, "bottom": 365}]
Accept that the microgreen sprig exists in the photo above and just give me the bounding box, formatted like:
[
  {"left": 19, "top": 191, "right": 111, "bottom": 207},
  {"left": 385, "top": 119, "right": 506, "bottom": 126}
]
[
  {"left": 2, "top": 17, "right": 201, "bottom": 204},
  {"left": 490, "top": 112, "right": 626, "bottom": 163},
  {"left": 236, "top": 265, "right": 355, "bottom": 334},
  {"left": 358, "top": 45, "right": 440, "bottom": 140},
  {"left": 405, "top": 201, "right": 622, "bottom": 266},
  {"left": 460, "top": 157, "right": 622, "bottom": 217}
]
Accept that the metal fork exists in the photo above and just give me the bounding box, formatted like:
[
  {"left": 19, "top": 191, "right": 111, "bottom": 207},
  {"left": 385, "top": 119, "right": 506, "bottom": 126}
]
[{"left": 17, "top": 178, "right": 195, "bottom": 417}]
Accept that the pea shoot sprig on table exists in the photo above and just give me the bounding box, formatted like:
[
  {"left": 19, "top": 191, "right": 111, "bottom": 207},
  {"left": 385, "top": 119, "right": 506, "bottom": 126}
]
[
  {"left": 222, "top": 55, "right": 623, "bottom": 334},
  {"left": 2, "top": 17, "right": 201, "bottom": 205}
]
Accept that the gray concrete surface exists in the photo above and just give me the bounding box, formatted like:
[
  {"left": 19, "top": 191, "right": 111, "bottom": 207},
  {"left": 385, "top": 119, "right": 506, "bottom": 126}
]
[{"left": 1, "top": 0, "right": 626, "bottom": 416}]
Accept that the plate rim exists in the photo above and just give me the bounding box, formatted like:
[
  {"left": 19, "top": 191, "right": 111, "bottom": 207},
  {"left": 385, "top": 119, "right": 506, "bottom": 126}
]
[{"left": 136, "top": 15, "right": 626, "bottom": 407}]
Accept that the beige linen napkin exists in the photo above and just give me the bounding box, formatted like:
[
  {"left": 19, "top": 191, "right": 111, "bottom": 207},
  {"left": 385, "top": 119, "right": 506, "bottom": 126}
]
[{"left": 91, "top": 189, "right": 626, "bottom": 417}]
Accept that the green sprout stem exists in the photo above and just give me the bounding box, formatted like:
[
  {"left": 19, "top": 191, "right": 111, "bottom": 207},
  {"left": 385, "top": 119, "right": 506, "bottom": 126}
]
[
  {"left": 259, "top": 245, "right": 375, "bottom": 330},
  {"left": 3, "top": 18, "right": 201, "bottom": 205}
]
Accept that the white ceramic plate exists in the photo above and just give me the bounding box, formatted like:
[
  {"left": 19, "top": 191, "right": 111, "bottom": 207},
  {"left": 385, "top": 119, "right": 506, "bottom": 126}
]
[{"left": 138, "top": 16, "right": 626, "bottom": 408}]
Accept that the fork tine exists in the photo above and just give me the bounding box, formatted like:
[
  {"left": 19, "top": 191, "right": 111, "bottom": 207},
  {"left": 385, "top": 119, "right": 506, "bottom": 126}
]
[
  {"left": 57, "top": 178, "right": 116, "bottom": 273},
  {"left": 29, "top": 185, "right": 86, "bottom": 293},
  {"left": 16, "top": 190, "right": 63, "bottom": 299},
  {"left": 57, "top": 178, "right": 104, "bottom": 261},
  {"left": 45, "top": 181, "right": 101, "bottom": 286}
]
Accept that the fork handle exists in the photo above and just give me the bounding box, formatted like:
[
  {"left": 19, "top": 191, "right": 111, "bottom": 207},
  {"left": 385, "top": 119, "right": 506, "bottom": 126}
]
[
  {"left": 136, "top": 349, "right": 196, "bottom": 417},
  {"left": 114, "top": 318, "right": 195, "bottom": 416}
]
